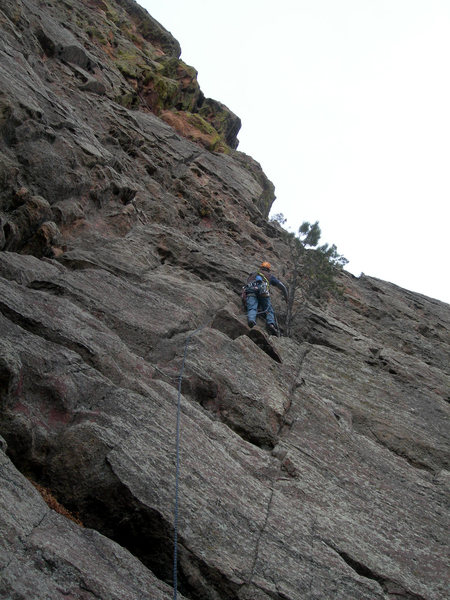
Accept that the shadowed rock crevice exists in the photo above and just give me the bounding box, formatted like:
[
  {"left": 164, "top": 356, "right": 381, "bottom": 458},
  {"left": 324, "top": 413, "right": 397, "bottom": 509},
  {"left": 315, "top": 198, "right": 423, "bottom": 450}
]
[
  {"left": 3, "top": 416, "right": 263, "bottom": 600},
  {"left": 369, "top": 428, "right": 440, "bottom": 474},
  {"left": 1, "top": 395, "right": 245, "bottom": 600},
  {"left": 210, "top": 307, "right": 283, "bottom": 362},
  {"left": 248, "top": 329, "right": 282, "bottom": 363},
  {"left": 80, "top": 481, "right": 175, "bottom": 585},
  {"left": 6, "top": 446, "right": 178, "bottom": 592},
  {"left": 0, "top": 355, "right": 17, "bottom": 402},
  {"left": 333, "top": 548, "right": 386, "bottom": 586},
  {"left": 298, "top": 312, "right": 348, "bottom": 354},
  {"left": 181, "top": 372, "right": 279, "bottom": 450},
  {"left": 330, "top": 547, "right": 428, "bottom": 600},
  {"left": 177, "top": 550, "right": 242, "bottom": 600},
  {"left": 0, "top": 300, "right": 98, "bottom": 367},
  {"left": 27, "top": 280, "right": 67, "bottom": 295},
  {"left": 4, "top": 451, "right": 189, "bottom": 598}
]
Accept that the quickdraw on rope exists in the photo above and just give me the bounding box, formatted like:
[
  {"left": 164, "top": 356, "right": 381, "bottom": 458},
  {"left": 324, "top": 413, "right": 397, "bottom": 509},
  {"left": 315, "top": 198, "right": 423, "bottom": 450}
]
[{"left": 172, "top": 322, "right": 210, "bottom": 600}]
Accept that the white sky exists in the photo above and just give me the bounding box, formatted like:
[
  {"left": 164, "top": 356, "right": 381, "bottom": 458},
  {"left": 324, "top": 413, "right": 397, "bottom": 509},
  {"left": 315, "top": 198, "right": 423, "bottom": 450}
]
[{"left": 138, "top": 0, "right": 449, "bottom": 304}]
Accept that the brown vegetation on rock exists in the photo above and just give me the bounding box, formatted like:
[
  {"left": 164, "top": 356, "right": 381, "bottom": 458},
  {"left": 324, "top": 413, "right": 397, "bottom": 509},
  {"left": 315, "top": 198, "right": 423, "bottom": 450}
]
[{"left": 29, "top": 480, "right": 84, "bottom": 527}]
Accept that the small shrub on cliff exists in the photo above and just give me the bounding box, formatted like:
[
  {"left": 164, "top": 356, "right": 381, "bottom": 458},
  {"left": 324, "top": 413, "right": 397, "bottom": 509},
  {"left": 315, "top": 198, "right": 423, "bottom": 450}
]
[
  {"left": 270, "top": 212, "right": 287, "bottom": 225},
  {"left": 280, "top": 219, "right": 348, "bottom": 335}
]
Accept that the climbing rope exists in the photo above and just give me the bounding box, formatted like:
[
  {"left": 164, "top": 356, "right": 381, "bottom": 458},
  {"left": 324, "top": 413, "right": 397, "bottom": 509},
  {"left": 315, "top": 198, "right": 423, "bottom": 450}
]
[
  {"left": 172, "top": 322, "right": 209, "bottom": 600},
  {"left": 172, "top": 307, "right": 280, "bottom": 598}
]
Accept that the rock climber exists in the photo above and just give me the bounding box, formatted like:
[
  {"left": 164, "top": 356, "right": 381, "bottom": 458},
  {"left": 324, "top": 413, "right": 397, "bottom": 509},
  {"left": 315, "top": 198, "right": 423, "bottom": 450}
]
[{"left": 244, "top": 261, "right": 288, "bottom": 335}]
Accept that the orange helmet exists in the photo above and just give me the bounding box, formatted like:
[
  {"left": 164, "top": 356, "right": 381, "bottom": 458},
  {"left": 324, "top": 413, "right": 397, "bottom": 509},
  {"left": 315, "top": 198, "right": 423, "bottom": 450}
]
[{"left": 260, "top": 261, "right": 271, "bottom": 270}]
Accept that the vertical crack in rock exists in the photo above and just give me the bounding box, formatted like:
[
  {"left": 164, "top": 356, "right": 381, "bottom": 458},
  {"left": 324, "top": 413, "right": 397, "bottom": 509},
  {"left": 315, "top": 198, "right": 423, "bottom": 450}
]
[
  {"left": 240, "top": 334, "right": 310, "bottom": 599},
  {"left": 277, "top": 346, "right": 312, "bottom": 438},
  {"left": 238, "top": 486, "right": 276, "bottom": 600},
  {"left": 249, "top": 487, "right": 275, "bottom": 584}
]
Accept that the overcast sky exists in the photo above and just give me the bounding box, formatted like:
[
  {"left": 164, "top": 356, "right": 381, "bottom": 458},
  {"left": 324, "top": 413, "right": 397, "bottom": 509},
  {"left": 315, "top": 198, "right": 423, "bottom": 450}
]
[{"left": 138, "top": 0, "right": 449, "bottom": 304}]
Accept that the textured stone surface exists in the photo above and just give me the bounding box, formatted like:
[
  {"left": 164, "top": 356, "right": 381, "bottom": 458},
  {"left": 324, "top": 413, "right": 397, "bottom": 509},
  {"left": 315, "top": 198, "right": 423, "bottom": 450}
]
[
  {"left": 0, "top": 1, "right": 449, "bottom": 599},
  {"left": 0, "top": 440, "right": 186, "bottom": 600}
]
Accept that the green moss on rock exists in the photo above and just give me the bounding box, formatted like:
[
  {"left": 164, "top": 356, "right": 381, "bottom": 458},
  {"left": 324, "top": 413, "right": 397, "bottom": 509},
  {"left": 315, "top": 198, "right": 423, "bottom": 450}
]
[
  {"left": 77, "top": 0, "right": 239, "bottom": 154},
  {"left": 115, "top": 91, "right": 140, "bottom": 109},
  {"left": 152, "top": 74, "right": 179, "bottom": 108},
  {"left": 86, "top": 26, "right": 108, "bottom": 45},
  {"left": 199, "top": 98, "right": 241, "bottom": 150},
  {"left": 115, "top": 0, "right": 181, "bottom": 57},
  {"left": 181, "top": 112, "right": 230, "bottom": 153}
]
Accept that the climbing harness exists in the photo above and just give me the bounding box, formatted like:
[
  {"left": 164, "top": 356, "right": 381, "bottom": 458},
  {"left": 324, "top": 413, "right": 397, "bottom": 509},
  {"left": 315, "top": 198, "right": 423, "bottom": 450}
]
[{"left": 244, "top": 271, "right": 270, "bottom": 298}]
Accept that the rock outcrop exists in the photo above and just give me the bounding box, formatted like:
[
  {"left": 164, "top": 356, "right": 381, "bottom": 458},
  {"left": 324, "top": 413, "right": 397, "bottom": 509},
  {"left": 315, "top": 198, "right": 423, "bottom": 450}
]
[{"left": 0, "top": 1, "right": 449, "bottom": 599}]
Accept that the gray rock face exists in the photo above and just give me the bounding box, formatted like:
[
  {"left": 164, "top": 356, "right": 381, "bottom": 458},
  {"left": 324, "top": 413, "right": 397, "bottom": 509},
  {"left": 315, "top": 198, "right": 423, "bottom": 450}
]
[
  {"left": 0, "top": 441, "right": 186, "bottom": 600},
  {"left": 0, "top": 1, "right": 449, "bottom": 599}
]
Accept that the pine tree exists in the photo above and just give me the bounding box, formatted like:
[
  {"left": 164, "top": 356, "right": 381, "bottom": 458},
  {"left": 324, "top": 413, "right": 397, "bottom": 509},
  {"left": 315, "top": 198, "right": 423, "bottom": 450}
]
[{"left": 283, "top": 221, "right": 348, "bottom": 335}]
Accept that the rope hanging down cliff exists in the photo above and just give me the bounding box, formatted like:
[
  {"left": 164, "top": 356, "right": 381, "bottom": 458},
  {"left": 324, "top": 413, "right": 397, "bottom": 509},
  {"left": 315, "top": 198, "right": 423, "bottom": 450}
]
[
  {"left": 172, "top": 322, "right": 210, "bottom": 600},
  {"left": 172, "top": 309, "right": 281, "bottom": 598}
]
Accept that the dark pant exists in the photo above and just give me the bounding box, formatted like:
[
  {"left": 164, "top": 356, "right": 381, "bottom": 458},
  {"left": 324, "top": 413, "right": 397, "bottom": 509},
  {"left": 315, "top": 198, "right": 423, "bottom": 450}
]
[{"left": 246, "top": 293, "right": 275, "bottom": 325}]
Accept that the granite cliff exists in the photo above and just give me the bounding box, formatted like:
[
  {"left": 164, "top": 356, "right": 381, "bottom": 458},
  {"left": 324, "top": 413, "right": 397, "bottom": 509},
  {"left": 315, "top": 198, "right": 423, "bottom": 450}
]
[{"left": 0, "top": 1, "right": 449, "bottom": 599}]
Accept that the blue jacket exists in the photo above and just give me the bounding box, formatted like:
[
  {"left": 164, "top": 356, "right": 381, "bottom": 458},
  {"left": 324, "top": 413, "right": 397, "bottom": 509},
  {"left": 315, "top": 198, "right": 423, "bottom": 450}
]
[
  {"left": 266, "top": 273, "right": 288, "bottom": 300},
  {"left": 246, "top": 270, "right": 288, "bottom": 301}
]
